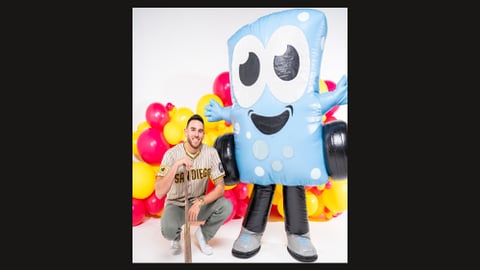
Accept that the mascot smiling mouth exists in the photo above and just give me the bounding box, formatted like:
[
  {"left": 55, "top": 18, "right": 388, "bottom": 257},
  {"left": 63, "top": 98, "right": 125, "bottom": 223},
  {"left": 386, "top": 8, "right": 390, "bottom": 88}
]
[{"left": 248, "top": 105, "right": 293, "bottom": 135}]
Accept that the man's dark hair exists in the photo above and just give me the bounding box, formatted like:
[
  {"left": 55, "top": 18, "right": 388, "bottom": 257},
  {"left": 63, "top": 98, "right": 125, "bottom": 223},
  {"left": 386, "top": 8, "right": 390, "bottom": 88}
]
[{"left": 186, "top": 114, "right": 204, "bottom": 127}]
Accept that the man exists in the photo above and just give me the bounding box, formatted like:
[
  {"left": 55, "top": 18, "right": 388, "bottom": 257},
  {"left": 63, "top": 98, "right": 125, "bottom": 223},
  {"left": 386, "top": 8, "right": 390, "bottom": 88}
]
[{"left": 155, "top": 114, "right": 233, "bottom": 256}]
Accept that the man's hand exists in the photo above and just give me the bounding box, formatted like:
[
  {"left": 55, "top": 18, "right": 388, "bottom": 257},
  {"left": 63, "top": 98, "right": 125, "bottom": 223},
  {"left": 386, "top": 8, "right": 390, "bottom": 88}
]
[
  {"left": 188, "top": 200, "right": 203, "bottom": 222},
  {"left": 178, "top": 156, "right": 193, "bottom": 171}
]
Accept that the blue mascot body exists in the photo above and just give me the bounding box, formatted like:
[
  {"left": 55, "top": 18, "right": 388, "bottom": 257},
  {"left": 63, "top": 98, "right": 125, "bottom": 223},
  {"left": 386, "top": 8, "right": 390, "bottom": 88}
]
[{"left": 205, "top": 9, "right": 347, "bottom": 262}]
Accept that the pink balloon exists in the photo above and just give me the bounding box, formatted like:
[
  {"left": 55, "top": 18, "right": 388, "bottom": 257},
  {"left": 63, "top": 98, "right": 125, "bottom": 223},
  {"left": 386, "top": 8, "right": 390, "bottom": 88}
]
[
  {"left": 307, "top": 186, "right": 324, "bottom": 196},
  {"left": 137, "top": 128, "right": 170, "bottom": 165},
  {"left": 165, "top": 102, "right": 175, "bottom": 112},
  {"left": 132, "top": 198, "right": 146, "bottom": 226},
  {"left": 324, "top": 115, "right": 337, "bottom": 123},
  {"left": 213, "top": 71, "right": 232, "bottom": 107},
  {"left": 223, "top": 189, "right": 236, "bottom": 200},
  {"left": 145, "top": 102, "right": 170, "bottom": 131},
  {"left": 324, "top": 80, "right": 336, "bottom": 91},
  {"left": 233, "top": 183, "right": 249, "bottom": 200},
  {"left": 324, "top": 80, "right": 339, "bottom": 117},
  {"left": 144, "top": 191, "right": 166, "bottom": 216},
  {"left": 234, "top": 197, "right": 249, "bottom": 219},
  {"left": 206, "top": 179, "right": 215, "bottom": 193}
]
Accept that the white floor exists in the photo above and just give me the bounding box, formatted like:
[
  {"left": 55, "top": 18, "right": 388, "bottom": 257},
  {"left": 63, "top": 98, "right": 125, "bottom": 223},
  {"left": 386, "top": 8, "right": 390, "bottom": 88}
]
[{"left": 132, "top": 211, "right": 348, "bottom": 264}]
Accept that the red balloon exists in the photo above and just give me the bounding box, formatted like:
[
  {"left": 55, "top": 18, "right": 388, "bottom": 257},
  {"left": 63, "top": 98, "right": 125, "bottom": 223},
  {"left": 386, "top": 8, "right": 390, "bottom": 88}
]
[
  {"left": 145, "top": 102, "right": 170, "bottom": 131},
  {"left": 132, "top": 198, "right": 146, "bottom": 226},
  {"left": 206, "top": 178, "right": 215, "bottom": 194},
  {"left": 324, "top": 115, "right": 337, "bottom": 123},
  {"left": 233, "top": 183, "right": 249, "bottom": 200},
  {"left": 269, "top": 204, "right": 282, "bottom": 219},
  {"left": 223, "top": 189, "right": 235, "bottom": 199},
  {"left": 324, "top": 80, "right": 336, "bottom": 91},
  {"left": 165, "top": 102, "right": 175, "bottom": 112},
  {"left": 213, "top": 71, "right": 232, "bottom": 107},
  {"left": 137, "top": 128, "right": 170, "bottom": 165},
  {"left": 307, "top": 186, "right": 324, "bottom": 196},
  {"left": 234, "top": 197, "right": 249, "bottom": 219},
  {"left": 144, "top": 191, "right": 166, "bottom": 216}
]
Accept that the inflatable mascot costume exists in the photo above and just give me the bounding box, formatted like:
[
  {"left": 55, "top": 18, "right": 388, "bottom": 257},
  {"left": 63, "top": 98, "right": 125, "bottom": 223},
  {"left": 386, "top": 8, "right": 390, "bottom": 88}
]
[{"left": 205, "top": 9, "right": 348, "bottom": 262}]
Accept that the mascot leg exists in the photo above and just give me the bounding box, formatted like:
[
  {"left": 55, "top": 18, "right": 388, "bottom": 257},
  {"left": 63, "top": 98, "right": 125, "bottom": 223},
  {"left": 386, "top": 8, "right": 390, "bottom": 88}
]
[
  {"left": 283, "top": 185, "right": 318, "bottom": 262},
  {"left": 231, "top": 184, "right": 275, "bottom": 259}
]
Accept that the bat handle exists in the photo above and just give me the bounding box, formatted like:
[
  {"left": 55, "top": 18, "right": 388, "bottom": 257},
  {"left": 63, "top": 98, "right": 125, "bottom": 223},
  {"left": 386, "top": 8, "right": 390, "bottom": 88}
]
[{"left": 183, "top": 166, "right": 192, "bottom": 263}]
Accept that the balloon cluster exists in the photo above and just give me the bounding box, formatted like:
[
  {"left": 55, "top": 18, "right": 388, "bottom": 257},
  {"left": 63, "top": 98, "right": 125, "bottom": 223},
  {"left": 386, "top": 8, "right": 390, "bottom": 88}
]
[
  {"left": 132, "top": 71, "right": 347, "bottom": 226},
  {"left": 270, "top": 178, "right": 347, "bottom": 222}
]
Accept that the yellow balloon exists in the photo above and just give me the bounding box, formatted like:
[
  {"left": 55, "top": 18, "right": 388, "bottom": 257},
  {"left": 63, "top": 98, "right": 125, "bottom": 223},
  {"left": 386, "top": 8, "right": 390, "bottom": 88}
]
[
  {"left": 321, "top": 179, "right": 348, "bottom": 213},
  {"left": 163, "top": 121, "right": 184, "bottom": 145},
  {"left": 319, "top": 79, "right": 328, "bottom": 93},
  {"left": 132, "top": 130, "right": 143, "bottom": 160},
  {"left": 226, "top": 125, "right": 234, "bottom": 133},
  {"left": 136, "top": 121, "right": 151, "bottom": 133},
  {"left": 171, "top": 107, "right": 194, "bottom": 128},
  {"left": 305, "top": 190, "right": 319, "bottom": 217},
  {"left": 168, "top": 107, "right": 177, "bottom": 118},
  {"left": 132, "top": 161, "right": 155, "bottom": 199},
  {"left": 217, "top": 122, "right": 234, "bottom": 135},
  {"left": 309, "top": 194, "right": 327, "bottom": 220},
  {"left": 224, "top": 183, "right": 237, "bottom": 190},
  {"left": 196, "top": 94, "right": 224, "bottom": 130},
  {"left": 216, "top": 121, "right": 228, "bottom": 133},
  {"left": 203, "top": 132, "right": 215, "bottom": 147},
  {"left": 272, "top": 184, "right": 283, "bottom": 205},
  {"left": 209, "top": 128, "right": 223, "bottom": 144},
  {"left": 247, "top": 183, "right": 254, "bottom": 198},
  {"left": 277, "top": 200, "right": 284, "bottom": 218},
  {"left": 150, "top": 164, "right": 160, "bottom": 175}
]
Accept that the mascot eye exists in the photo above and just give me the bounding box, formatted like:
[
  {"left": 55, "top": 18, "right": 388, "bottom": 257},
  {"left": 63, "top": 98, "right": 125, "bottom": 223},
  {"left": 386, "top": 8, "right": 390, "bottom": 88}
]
[
  {"left": 231, "top": 35, "right": 265, "bottom": 108},
  {"left": 267, "top": 26, "right": 310, "bottom": 104},
  {"left": 239, "top": 52, "right": 260, "bottom": 86},
  {"left": 273, "top": 45, "right": 299, "bottom": 81}
]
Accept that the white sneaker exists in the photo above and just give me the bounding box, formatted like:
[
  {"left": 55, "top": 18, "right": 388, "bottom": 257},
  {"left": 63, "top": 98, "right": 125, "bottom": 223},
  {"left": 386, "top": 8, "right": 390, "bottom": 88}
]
[
  {"left": 170, "top": 240, "right": 181, "bottom": 255},
  {"left": 195, "top": 227, "right": 213, "bottom": 255}
]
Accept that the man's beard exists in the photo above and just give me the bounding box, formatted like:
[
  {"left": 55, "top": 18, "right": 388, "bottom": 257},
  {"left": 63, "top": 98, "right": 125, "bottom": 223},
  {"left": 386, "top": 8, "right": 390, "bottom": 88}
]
[{"left": 187, "top": 137, "right": 201, "bottom": 150}]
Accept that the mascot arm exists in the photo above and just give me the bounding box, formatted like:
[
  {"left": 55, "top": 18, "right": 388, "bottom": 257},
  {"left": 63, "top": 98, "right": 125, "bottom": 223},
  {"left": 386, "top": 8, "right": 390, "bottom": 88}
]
[
  {"left": 319, "top": 74, "right": 348, "bottom": 111},
  {"left": 204, "top": 98, "right": 232, "bottom": 122}
]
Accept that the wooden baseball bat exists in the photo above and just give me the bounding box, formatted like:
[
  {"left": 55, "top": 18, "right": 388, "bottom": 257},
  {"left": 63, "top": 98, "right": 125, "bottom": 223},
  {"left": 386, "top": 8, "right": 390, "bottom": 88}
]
[{"left": 183, "top": 168, "right": 192, "bottom": 263}]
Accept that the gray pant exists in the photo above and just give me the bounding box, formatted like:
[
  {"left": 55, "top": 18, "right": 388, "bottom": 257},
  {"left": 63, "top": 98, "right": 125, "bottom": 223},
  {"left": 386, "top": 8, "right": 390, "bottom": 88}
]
[{"left": 161, "top": 197, "right": 233, "bottom": 242}]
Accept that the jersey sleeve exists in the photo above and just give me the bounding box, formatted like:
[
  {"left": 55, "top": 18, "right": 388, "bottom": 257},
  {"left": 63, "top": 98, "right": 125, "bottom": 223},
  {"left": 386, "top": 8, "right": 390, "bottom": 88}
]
[{"left": 156, "top": 149, "right": 174, "bottom": 177}]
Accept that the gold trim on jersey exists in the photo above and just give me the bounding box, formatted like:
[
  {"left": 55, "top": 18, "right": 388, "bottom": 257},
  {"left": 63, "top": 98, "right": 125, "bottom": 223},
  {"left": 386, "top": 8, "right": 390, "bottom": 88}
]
[
  {"left": 211, "top": 175, "right": 225, "bottom": 185},
  {"left": 183, "top": 142, "right": 202, "bottom": 160}
]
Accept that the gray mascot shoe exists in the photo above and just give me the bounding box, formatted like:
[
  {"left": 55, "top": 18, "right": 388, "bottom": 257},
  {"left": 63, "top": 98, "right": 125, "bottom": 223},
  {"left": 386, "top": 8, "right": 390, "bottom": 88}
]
[
  {"left": 231, "top": 227, "right": 263, "bottom": 258},
  {"left": 286, "top": 233, "right": 318, "bottom": 262}
]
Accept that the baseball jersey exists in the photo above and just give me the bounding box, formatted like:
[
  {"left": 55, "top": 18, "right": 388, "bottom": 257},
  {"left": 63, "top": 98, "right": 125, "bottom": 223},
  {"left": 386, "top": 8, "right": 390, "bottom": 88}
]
[{"left": 157, "top": 142, "right": 225, "bottom": 207}]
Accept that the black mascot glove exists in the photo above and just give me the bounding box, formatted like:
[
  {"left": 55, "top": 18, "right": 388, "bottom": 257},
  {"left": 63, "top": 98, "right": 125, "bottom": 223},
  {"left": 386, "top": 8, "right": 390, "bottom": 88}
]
[
  {"left": 214, "top": 133, "right": 240, "bottom": 186},
  {"left": 323, "top": 120, "right": 347, "bottom": 180}
]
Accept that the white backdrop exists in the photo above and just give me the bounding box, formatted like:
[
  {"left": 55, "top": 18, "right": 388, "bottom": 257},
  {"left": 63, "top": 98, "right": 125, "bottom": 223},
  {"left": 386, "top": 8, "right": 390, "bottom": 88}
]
[{"left": 132, "top": 7, "right": 348, "bottom": 132}]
